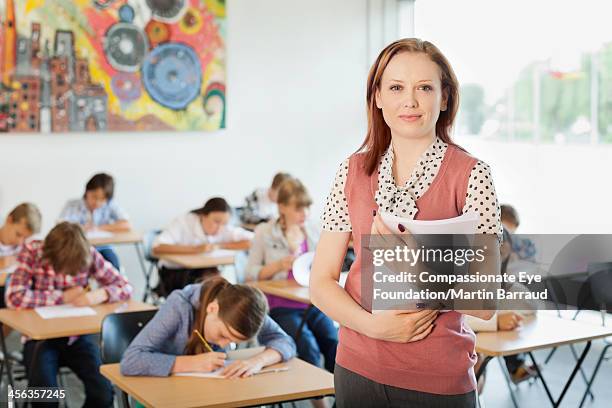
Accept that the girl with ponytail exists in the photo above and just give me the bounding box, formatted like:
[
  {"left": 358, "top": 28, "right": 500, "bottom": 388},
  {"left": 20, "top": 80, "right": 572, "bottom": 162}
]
[{"left": 121, "top": 277, "right": 296, "bottom": 378}]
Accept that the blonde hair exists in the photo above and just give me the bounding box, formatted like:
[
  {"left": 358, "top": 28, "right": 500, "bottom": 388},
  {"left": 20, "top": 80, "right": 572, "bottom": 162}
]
[
  {"left": 8, "top": 203, "right": 42, "bottom": 233},
  {"left": 277, "top": 178, "right": 312, "bottom": 209}
]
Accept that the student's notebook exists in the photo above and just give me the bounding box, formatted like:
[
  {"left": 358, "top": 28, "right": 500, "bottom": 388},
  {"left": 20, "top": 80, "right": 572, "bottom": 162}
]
[
  {"left": 174, "top": 346, "right": 289, "bottom": 379},
  {"left": 35, "top": 305, "right": 97, "bottom": 319}
]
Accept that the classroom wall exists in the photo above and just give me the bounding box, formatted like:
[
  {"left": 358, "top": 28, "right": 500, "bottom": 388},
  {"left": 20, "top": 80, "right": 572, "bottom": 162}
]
[{"left": 1, "top": 0, "right": 610, "bottom": 290}]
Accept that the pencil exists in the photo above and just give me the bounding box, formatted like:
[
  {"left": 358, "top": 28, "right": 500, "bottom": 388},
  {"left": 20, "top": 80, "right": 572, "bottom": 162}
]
[{"left": 193, "top": 329, "right": 214, "bottom": 353}]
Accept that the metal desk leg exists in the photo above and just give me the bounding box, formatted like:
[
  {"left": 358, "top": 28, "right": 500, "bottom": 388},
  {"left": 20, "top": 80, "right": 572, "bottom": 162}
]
[
  {"left": 497, "top": 357, "right": 520, "bottom": 408},
  {"left": 578, "top": 343, "right": 611, "bottom": 408},
  {"left": 475, "top": 355, "right": 493, "bottom": 381},
  {"left": 134, "top": 242, "right": 151, "bottom": 302},
  {"left": 529, "top": 341, "right": 591, "bottom": 407},
  {"left": 0, "top": 322, "right": 15, "bottom": 389}
]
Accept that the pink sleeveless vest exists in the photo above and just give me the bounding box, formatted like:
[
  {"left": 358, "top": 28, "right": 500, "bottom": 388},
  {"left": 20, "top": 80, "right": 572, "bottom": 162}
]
[{"left": 337, "top": 145, "right": 479, "bottom": 395}]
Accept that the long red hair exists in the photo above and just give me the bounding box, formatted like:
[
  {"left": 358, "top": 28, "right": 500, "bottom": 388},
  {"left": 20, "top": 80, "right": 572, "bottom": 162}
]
[{"left": 359, "top": 38, "right": 461, "bottom": 175}]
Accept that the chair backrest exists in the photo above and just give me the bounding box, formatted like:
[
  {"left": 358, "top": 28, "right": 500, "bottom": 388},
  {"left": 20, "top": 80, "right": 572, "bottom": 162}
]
[
  {"left": 100, "top": 309, "right": 157, "bottom": 364},
  {"left": 143, "top": 229, "right": 162, "bottom": 263},
  {"left": 587, "top": 262, "right": 612, "bottom": 310}
]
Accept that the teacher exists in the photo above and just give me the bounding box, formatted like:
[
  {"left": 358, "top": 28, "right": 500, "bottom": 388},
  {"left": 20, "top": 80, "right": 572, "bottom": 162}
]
[{"left": 310, "top": 38, "right": 502, "bottom": 408}]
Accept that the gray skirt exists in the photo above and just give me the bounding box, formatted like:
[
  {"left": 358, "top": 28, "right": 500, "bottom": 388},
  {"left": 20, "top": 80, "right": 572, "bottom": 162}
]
[{"left": 335, "top": 364, "right": 477, "bottom": 408}]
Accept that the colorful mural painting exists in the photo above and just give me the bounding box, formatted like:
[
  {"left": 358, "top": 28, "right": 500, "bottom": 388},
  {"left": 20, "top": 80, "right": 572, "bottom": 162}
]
[{"left": 0, "top": 0, "right": 226, "bottom": 133}]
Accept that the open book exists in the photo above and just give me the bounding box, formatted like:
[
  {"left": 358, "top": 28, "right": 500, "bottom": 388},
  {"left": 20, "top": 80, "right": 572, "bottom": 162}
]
[{"left": 174, "top": 346, "right": 287, "bottom": 379}]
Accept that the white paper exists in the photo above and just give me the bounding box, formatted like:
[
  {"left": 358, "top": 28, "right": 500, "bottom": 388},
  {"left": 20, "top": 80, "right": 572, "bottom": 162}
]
[
  {"left": 379, "top": 211, "right": 479, "bottom": 235},
  {"left": 292, "top": 252, "right": 315, "bottom": 287},
  {"left": 174, "top": 347, "right": 265, "bottom": 379},
  {"left": 35, "top": 305, "right": 97, "bottom": 319},
  {"left": 86, "top": 230, "right": 113, "bottom": 240},
  {"left": 206, "top": 249, "right": 237, "bottom": 258}
]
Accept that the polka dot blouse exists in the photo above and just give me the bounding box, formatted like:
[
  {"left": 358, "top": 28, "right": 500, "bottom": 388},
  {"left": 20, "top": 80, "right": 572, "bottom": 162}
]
[{"left": 321, "top": 137, "right": 502, "bottom": 239}]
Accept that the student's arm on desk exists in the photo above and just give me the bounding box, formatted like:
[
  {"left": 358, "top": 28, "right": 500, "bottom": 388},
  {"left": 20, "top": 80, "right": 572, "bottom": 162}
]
[
  {"left": 310, "top": 231, "right": 438, "bottom": 343},
  {"left": 219, "top": 240, "right": 250, "bottom": 251},
  {"left": 97, "top": 220, "right": 131, "bottom": 233},
  {"left": 89, "top": 249, "right": 132, "bottom": 303},
  {"left": 0, "top": 256, "right": 16, "bottom": 269},
  {"left": 121, "top": 292, "right": 185, "bottom": 376}
]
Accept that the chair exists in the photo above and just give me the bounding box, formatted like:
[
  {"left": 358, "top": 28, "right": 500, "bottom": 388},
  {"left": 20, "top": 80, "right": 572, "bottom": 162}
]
[
  {"left": 100, "top": 309, "right": 157, "bottom": 407},
  {"left": 578, "top": 263, "right": 612, "bottom": 407},
  {"left": 141, "top": 230, "right": 162, "bottom": 303}
]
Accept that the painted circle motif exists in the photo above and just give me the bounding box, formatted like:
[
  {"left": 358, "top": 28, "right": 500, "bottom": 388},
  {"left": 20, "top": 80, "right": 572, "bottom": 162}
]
[
  {"left": 145, "top": 20, "right": 171, "bottom": 47},
  {"left": 178, "top": 8, "right": 203, "bottom": 35},
  {"left": 146, "top": 0, "right": 188, "bottom": 23},
  {"left": 104, "top": 22, "right": 149, "bottom": 72},
  {"left": 141, "top": 43, "right": 202, "bottom": 110},
  {"left": 118, "top": 4, "right": 135, "bottom": 23},
  {"left": 111, "top": 72, "right": 142, "bottom": 102}
]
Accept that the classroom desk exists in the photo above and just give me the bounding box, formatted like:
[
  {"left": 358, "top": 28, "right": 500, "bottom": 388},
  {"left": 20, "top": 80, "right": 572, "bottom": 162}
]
[
  {"left": 0, "top": 300, "right": 156, "bottom": 389},
  {"left": 88, "top": 231, "right": 151, "bottom": 301},
  {"left": 156, "top": 252, "right": 236, "bottom": 269},
  {"left": 476, "top": 313, "right": 612, "bottom": 408},
  {"left": 250, "top": 279, "right": 310, "bottom": 304},
  {"left": 100, "top": 358, "right": 334, "bottom": 408}
]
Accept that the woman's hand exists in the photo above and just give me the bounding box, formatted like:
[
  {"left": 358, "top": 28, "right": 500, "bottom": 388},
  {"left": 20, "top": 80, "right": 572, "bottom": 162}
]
[
  {"left": 221, "top": 357, "right": 265, "bottom": 378},
  {"left": 497, "top": 311, "right": 523, "bottom": 331},
  {"left": 367, "top": 309, "right": 439, "bottom": 343}
]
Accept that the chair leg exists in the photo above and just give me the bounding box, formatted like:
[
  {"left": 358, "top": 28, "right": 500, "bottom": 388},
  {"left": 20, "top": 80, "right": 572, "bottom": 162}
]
[
  {"left": 569, "top": 343, "right": 594, "bottom": 400},
  {"left": 121, "top": 390, "right": 130, "bottom": 408}
]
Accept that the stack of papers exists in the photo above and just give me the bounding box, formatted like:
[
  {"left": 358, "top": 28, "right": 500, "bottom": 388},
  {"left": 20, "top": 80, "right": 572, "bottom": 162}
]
[
  {"left": 379, "top": 211, "right": 479, "bottom": 235},
  {"left": 174, "top": 347, "right": 269, "bottom": 379}
]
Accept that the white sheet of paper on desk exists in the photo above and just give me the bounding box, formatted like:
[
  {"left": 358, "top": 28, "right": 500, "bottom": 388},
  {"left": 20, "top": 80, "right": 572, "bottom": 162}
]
[
  {"left": 207, "top": 249, "right": 237, "bottom": 258},
  {"left": 174, "top": 346, "right": 266, "bottom": 379},
  {"left": 379, "top": 211, "right": 479, "bottom": 235},
  {"left": 35, "top": 305, "right": 97, "bottom": 319},
  {"left": 85, "top": 230, "right": 113, "bottom": 239}
]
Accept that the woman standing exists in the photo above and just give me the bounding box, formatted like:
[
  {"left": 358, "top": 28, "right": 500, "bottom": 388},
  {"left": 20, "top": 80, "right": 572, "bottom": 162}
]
[{"left": 310, "top": 38, "right": 501, "bottom": 407}]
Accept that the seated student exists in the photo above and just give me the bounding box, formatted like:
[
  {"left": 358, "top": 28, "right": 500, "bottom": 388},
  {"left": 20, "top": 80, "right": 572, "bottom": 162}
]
[
  {"left": 6, "top": 221, "right": 132, "bottom": 408},
  {"left": 501, "top": 204, "right": 536, "bottom": 261},
  {"left": 0, "top": 203, "right": 42, "bottom": 311},
  {"left": 59, "top": 172, "right": 130, "bottom": 270},
  {"left": 241, "top": 172, "right": 292, "bottom": 224},
  {"left": 121, "top": 277, "right": 296, "bottom": 377},
  {"left": 246, "top": 178, "right": 338, "bottom": 378},
  {"left": 468, "top": 219, "right": 538, "bottom": 387},
  {"left": 152, "top": 197, "right": 254, "bottom": 298}
]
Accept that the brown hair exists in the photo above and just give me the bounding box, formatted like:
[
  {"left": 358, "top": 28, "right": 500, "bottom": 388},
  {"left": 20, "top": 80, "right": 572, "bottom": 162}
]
[
  {"left": 270, "top": 172, "right": 292, "bottom": 190},
  {"left": 85, "top": 173, "right": 115, "bottom": 200},
  {"left": 8, "top": 203, "right": 42, "bottom": 233},
  {"left": 43, "top": 222, "right": 91, "bottom": 275},
  {"left": 185, "top": 277, "right": 268, "bottom": 355},
  {"left": 501, "top": 204, "right": 520, "bottom": 227},
  {"left": 191, "top": 197, "right": 232, "bottom": 216},
  {"left": 276, "top": 178, "right": 312, "bottom": 209},
  {"left": 359, "top": 38, "right": 461, "bottom": 175}
]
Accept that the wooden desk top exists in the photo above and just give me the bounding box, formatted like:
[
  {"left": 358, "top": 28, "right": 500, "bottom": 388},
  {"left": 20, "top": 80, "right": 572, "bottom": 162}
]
[
  {"left": 476, "top": 313, "right": 612, "bottom": 356},
  {"left": 157, "top": 252, "right": 236, "bottom": 269},
  {"left": 0, "top": 300, "right": 155, "bottom": 340},
  {"left": 88, "top": 231, "right": 144, "bottom": 246},
  {"left": 250, "top": 280, "right": 311, "bottom": 304},
  {"left": 100, "top": 358, "right": 334, "bottom": 408}
]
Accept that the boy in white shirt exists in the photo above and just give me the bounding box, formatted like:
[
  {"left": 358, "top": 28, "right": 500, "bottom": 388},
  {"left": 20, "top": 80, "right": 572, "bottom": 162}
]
[{"left": 241, "top": 172, "right": 292, "bottom": 224}]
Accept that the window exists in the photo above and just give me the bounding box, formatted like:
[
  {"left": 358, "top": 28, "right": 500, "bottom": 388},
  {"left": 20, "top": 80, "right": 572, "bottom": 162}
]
[{"left": 412, "top": 0, "right": 611, "bottom": 144}]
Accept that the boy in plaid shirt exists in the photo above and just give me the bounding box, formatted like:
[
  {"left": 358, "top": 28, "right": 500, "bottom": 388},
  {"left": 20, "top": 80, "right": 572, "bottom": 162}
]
[{"left": 6, "top": 222, "right": 132, "bottom": 407}]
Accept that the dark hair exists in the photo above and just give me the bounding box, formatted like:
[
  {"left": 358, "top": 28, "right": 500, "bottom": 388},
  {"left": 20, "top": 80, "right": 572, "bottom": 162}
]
[
  {"left": 270, "top": 172, "right": 292, "bottom": 190},
  {"left": 191, "top": 197, "right": 231, "bottom": 216},
  {"left": 360, "top": 38, "right": 461, "bottom": 175},
  {"left": 43, "top": 222, "right": 91, "bottom": 275},
  {"left": 185, "top": 277, "right": 268, "bottom": 355},
  {"left": 85, "top": 173, "right": 115, "bottom": 200},
  {"left": 8, "top": 202, "right": 42, "bottom": 233},
  {"left": 500, "top": 204, "right": 520, "bottom": 227}
]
